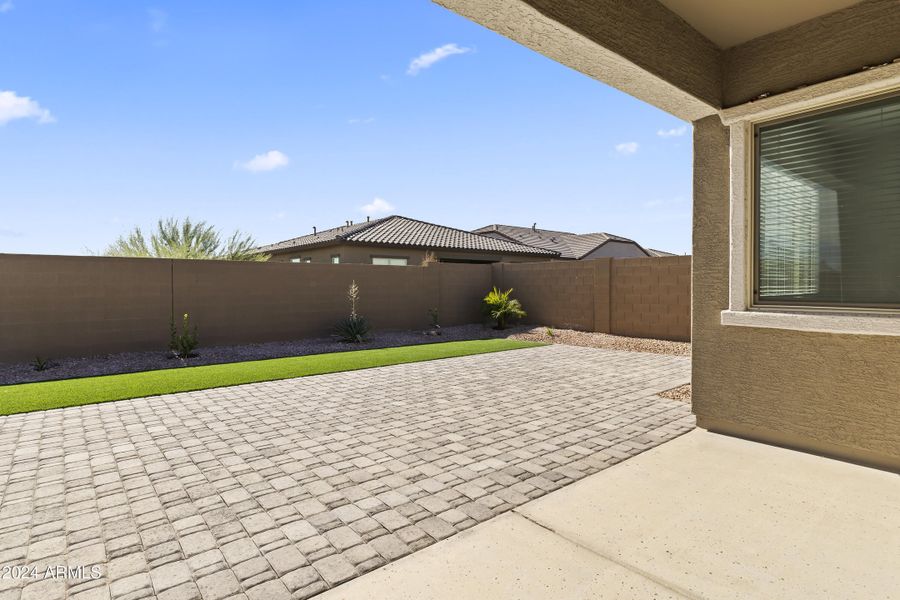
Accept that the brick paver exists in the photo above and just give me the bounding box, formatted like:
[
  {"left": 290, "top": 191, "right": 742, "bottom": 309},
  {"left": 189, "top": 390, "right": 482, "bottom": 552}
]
[{"left": 0, "top": 345, "right": 693, "bottom": 599}]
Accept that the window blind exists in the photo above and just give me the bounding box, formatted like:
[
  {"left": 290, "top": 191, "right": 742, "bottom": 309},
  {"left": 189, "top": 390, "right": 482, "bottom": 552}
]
[{"left": 756, "top": 94, "right": 900, "bottom": 307}]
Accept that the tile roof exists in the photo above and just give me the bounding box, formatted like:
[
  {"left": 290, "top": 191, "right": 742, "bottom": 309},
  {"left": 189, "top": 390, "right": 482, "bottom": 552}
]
[
  {"left": 258, "top": 216, "right": 560, "bottom": 256},
  {"left": 472, "top": 224, "right": 645, "bottom": 260},
  {"left": 646, "top": 248, "right": 679, "bottom": 257}
]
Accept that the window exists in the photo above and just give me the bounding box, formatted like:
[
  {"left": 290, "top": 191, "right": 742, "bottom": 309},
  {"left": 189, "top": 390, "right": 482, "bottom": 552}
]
[
  {"left": 291, "top": 257, "right": 312, "bottom": 264},
  {"left": 331, "top": 255, "right": 340, "bottom": 264},
  {"left": 371, "top": 257, "right": 407, "bottom": 266},
  {"left": 755, "top": 94, "right": 900, "bottom": 309}
]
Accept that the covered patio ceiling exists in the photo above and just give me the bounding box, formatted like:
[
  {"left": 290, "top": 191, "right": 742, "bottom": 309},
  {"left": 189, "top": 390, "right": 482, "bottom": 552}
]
[{"left": 435, "top": 0, "right": 900, "bottom": 118}]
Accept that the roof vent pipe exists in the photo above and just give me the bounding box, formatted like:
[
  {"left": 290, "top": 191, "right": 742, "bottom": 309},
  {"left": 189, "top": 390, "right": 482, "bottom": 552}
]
[
  {"left": 313, "top": 226, "right": 317, "bottom": 235},
  {"left": 532, "top": 222, "right": 537, "bottom": 232},
  {"left": 367, "top": 216, "right": 370, "bottom": 222}
]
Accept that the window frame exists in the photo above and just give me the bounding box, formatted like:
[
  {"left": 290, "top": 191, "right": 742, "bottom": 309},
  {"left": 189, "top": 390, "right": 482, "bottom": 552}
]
[
  {"left": 750, "top": 90, "right": 900, "bottom": 313},
  {"left": 370, "top": 255, "right": 409, "bottom": 266},
  {"left": 330, "top": 254, "right": 340, "bottom": 264}
]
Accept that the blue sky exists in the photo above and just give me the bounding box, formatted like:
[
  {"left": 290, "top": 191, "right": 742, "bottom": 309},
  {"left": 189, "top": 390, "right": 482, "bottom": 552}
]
[{"left": 0, "top": 0, "right": 692, "bottom": 256}]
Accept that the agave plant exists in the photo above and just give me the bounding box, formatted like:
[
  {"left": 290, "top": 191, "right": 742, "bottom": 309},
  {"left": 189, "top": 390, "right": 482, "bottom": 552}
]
[
  {"left": 104, "top": 217, "right": 269, "bottom": 261},
  {"left": 482, "top": 287, "right": 526, "bottom": 330}
]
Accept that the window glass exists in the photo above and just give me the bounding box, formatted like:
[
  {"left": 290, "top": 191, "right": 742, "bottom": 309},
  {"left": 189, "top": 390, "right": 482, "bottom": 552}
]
[
  {"left": 331, "top": 255, "right": 340, "bottom": 264},
  {"left": 756, "top": 94, "right": 900, "bottom": 307},
  {"left": 372, "top": 257, "right": 407, "bottom": 266}
]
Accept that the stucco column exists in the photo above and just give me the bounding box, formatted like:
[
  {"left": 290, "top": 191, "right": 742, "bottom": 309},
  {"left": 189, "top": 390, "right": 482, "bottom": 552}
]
[{"left": 690, "top": 116, "right": 730, "bottom": 420}]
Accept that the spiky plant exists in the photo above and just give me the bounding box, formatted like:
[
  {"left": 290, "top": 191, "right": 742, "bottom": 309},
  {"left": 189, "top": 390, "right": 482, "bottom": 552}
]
[
  {"left": 104, "top": 218, "right": 269, "bottom": 261},
  {"left": 482, "top": 287, "right": 526, "bottom": 330},
  {"left": 334, "top": 280, "right": 371, "bottom": 343}
]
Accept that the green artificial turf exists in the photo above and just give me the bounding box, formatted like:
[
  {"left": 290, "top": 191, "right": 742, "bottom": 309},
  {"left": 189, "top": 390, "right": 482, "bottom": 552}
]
[{"left": 0, "top": 339, "right": 543, "bottom": 416}]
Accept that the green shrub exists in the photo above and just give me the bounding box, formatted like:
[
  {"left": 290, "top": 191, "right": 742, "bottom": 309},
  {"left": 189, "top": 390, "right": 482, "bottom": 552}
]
[
  {"left": 169, "top": 312, "right": 199, "bottom": 358},
  {"left": 334, "top": 280, "right": 371, "bottom": 343},
  {"left": 482, "top": 287, "right": 526, "bottom": 330},
  {"left": 428, "top": 307, "right": 440, "bottom": 328},
  {"left": 31, "top": 356, "right": 50, "bottom": 372}
]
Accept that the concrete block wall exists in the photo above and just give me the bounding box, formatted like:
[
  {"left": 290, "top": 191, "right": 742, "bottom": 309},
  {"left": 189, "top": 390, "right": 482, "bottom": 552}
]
[
  {"left": 0, "top": 253, "right": 689, "bottom": 363},
  {"left": 494, "top": 257, "right": 690, "bottom": 341},
  {"left": 492, "top": 261, "right": 608, "bottom": 332},
  {"left": 610, "top": 256, "right": 691, "bottom": 341},
  {"left": 0, "top": 255, "right": 491, "bottom": 362}
]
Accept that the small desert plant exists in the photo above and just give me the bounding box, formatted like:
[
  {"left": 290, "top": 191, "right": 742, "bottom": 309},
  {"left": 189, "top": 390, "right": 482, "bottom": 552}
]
[
  {"left": 334, "top": 280, "right": 371, "bottom": 343},
  {"left": 421, "top": 251, "right": 438, "bottom": 266},
  {"left": 546, "top": 326, "right": 554, "bottom": 338},
  {"left": 482, "top": 287, "right": 526, "bottom": 330},
  {"left": 31, "top": 356, "right": 50, "bottom": 371},
  {"left": 169, "top": 312, "right": 199, "bottom": 358}
]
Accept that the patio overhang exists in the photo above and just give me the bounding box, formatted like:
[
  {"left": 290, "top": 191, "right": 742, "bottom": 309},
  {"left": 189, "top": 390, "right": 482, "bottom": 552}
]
[
  {"left": 436, "top": 0, "right": 900, "bottom": 470},
  {"left": 435, "top": 0, "right": 900, "bottom": 118}
]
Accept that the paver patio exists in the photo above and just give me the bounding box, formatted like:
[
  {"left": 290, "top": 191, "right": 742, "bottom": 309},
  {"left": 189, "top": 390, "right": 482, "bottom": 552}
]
[{"left": 0, "top": 345, "right": 692, "bottom": 600}]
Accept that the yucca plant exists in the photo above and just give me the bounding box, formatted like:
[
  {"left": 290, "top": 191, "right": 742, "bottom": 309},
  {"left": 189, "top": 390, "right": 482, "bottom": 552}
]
[
  {"left": 482, "top": 287, "right": 526, "bottom": 330},
  {"left": 169, "top": 312, "right": 199, "bottom": 358},
  {"left": 334, "top": 280, "right": 371, "bottom": 343}
]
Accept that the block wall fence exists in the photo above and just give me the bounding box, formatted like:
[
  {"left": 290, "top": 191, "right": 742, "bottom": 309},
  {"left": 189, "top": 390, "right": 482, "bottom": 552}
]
[{"left": 0, "top": 254, "right": 690, "bottom": 362}]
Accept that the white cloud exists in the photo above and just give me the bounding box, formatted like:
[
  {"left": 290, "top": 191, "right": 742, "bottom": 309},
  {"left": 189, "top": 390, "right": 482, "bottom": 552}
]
[
  {"left": 347, "top": 117, "right": 375, "bottom": 125},
  {"left": 657, "top": 125, "right": 687, "bottom": 138},
  {"left": 0, "top": 91, "right": 55, "bottom": 125},
  {"left": 360, "top": 197, "right": 394, "bottom": 215},
  {"left": 235, "top": 150, "right": 289, "bottom": 173},
  {"left": 0, "top": 1, "right": 14, "bottom": 14},
  {"left": 407, "top": 43, "right": 471, "bottom": 76},
  {"left": 615, "top": 142, "right": 639, "bottom": 156},
  {"left": 148, "top": 8, "right": 167, "bottom": 33}
]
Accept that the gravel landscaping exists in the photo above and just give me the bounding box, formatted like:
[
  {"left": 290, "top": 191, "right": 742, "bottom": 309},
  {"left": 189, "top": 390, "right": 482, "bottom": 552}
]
[
  {"left": 507, "top": 326, "right": 691, "bottom": 357},
  {"left": 0, "top": 324, "right": 691, "bottom": 385},
  {"left": 658, "top": 383, "right": 692, "bottom": 402}
]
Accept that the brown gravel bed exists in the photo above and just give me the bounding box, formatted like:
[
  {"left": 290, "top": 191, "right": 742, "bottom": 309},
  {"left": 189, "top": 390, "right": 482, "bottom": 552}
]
[
  {"left": 0, "top": 324, "right": 691, "bottom": 385},
  {"left": 658, "top": 383, "right": 692, "bottom": 402},
  {"left": 507, "top": 326, "right": 691, "bottom": 357}
]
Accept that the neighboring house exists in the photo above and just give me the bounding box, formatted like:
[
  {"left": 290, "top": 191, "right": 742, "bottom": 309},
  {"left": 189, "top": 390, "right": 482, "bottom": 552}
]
[
  {"left": 646, "top": 248, "right": 678, "bottom": 257},
  {"left": 473, "top": 223, "right": 669, "bottom": 259},
  {"left": 441, "top": 1, "right": 900, "bottom": 470},
  {"left": 258, "top": 216, "right": 559, "bottom": 265}
]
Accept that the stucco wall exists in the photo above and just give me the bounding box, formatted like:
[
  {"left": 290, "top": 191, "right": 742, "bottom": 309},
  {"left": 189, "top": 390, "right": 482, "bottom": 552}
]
[
  {"left": 691, "top": 117, "right": 900, "bottom": 470},
  {"left": 722, "top": 0, "right": 900, "bottom": 106}
]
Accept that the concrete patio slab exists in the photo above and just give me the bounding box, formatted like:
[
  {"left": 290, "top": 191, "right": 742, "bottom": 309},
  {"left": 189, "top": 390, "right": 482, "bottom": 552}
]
[
  {"left": 322, "top": 430, "right": 900, "bottom": 600},
  {"left": 320, "top": 512, "right": 686, "bottom": 600},
  {"left": 0, "top": 345, "right": 692, "bottom": 599}
]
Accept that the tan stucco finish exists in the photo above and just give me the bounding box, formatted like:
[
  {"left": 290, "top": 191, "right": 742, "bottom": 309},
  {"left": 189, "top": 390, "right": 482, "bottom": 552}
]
[
  {"left": 434, "top": 0, "right": 720, "bottom": 121},
  {"left": 691, "top": 117, "right": 900, "bottom": 470},
  {"left": 722, "top": 0, "right": 900, "bottom": 106}
]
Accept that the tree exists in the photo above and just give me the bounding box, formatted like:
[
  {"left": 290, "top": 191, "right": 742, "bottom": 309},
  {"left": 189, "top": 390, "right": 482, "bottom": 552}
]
[{"left": 104, "top": 218, "right": 269, "bottom": 261}]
